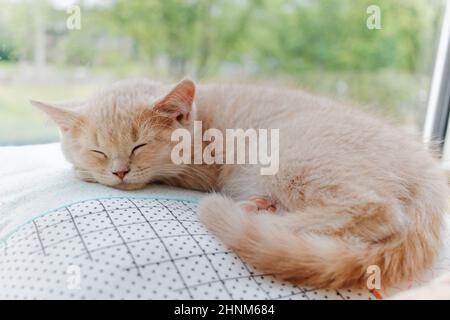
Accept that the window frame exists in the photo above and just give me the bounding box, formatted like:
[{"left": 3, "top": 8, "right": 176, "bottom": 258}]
[{"left": 423, "top": 0, "right": 450, "bottom": 159}]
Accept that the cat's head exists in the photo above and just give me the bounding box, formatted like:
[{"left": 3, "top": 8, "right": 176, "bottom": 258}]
[{"left": 31, "top": 79, "right": 195, "bottom": 190}]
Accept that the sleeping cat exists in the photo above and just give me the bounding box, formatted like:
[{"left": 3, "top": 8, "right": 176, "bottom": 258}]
[{"left": 31, "top": 78, "right": 448, "bottom": 289}]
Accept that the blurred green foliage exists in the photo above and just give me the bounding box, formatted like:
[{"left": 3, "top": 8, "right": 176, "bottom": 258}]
[
  {"left": 106, "top": 0, "right": 441, "bottom": 76},
  {"left": 0, "top": 0, "right": 445, "bottom": 144},
  {"left": 0, "top": 0, "right": 442, "bottom": 75}
]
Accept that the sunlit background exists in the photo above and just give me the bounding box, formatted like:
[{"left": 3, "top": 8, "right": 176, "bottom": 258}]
[{"left": 0, "top": 0, "right": 446, "bottom": 145}]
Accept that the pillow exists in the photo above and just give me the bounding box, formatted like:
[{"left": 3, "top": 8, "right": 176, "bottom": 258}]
[{"left": 0, "top": 144, "right": 448, "bottom": 299}]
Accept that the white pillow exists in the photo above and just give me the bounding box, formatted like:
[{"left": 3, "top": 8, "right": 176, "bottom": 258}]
[{"left": 0, "top": 144, "right": 448, "bottom": 299}]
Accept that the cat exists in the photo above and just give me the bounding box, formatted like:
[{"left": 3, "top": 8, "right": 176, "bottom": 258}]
[{"left": 31, "top": 78, "right": 448, "bottom": 289}]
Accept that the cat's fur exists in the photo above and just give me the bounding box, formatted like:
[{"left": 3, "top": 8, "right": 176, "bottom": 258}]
[{"left": 32, "top": 78, "right": 448, "bottom": 289}]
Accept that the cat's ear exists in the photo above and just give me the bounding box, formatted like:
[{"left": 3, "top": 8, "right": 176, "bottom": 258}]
[
  {"left": 30, "top": 100, "right": 84, "bottom": 132},
  {"left": 154, "top": 79, "right": 195, "bottom": 125}
]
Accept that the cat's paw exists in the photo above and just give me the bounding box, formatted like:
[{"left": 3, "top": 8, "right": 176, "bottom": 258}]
[{"left": 238, "top": 196, "right": 277, "bottom": 214}]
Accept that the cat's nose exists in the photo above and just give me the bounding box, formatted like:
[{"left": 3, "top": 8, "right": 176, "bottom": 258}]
[{"left": 113, "top": 169, "right": 129, "bottom": 179}]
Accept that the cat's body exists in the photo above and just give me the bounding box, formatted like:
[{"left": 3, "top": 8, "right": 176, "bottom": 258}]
[{"left": 32, "top": 78, "right": 448, "bottom": 289}]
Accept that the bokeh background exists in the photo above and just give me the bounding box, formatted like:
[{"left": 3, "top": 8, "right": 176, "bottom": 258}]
[{"left": 0, "top": 0, "right": 446, "bottom": 145}]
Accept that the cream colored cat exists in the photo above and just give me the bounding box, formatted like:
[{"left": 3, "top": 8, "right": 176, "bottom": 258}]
[{"left": 31, "top": 78, "right": 448, "bottom": 289}]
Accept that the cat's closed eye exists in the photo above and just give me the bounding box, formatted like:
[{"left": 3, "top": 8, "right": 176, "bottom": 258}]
[
  {"left": 90, "top": 149, "right": 108, "bottom": 158},
  {"left": 132, "top": 143, "right": 147, "bottom": 155}
]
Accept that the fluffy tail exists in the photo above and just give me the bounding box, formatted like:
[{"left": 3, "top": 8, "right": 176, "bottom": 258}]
[{"left": 199, "top": 194, "right": 443, "bottom": 289}]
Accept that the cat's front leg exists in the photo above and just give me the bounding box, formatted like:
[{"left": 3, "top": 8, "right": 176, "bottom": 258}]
[{"left": 73, "top": 166, "right": 96, "bottom": 183}]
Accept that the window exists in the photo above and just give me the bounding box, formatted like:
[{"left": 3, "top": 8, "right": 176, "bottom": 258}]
[
  {"left": 0, "top": 0, "right": 447, "bottom": 145},
  {"left": 424, "top": 1, "right": 450, "bottom": 161}
]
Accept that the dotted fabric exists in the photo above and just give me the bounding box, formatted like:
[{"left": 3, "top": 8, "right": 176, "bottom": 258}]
[{"left": 0, "top": 197, "right": 376, "bottom": 300}]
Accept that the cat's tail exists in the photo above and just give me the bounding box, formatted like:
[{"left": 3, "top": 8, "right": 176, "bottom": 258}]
[{"left": 199, "top": 194, "right": 443, "bottom": 289}]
